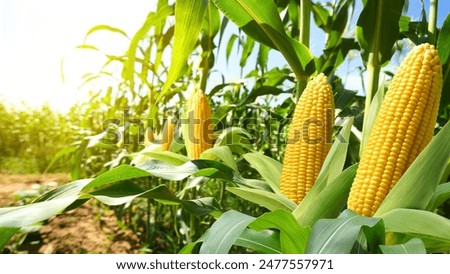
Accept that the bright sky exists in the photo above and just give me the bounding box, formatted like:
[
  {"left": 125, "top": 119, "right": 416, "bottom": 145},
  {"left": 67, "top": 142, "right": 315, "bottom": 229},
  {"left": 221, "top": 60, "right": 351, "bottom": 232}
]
[
  {"left": 0, "top": 0, "right": 154, "bottom": 111},
  {"left": 0, "top": 0, "right": 447, "bottom": 112}
]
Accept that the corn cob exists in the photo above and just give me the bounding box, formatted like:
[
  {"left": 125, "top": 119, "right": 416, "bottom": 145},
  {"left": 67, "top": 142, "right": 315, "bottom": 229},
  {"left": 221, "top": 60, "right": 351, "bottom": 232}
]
[
  {"left": 348, "top": 43, "right": 443, "bottom": 217},
  {"left": 161, "top": 117, "right": 176, "bottom": 151},
  {"left": 280, "top": 73, "right": 335, "bottom": 204},
  {"left": 184, "top": 89, "right": 213, "bottom": 159}
]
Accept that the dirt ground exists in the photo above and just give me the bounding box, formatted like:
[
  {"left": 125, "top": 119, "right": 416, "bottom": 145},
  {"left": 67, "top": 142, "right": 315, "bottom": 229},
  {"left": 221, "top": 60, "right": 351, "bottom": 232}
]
[{"left": 0, "top": 173, "right": 142, "bottom": 254}]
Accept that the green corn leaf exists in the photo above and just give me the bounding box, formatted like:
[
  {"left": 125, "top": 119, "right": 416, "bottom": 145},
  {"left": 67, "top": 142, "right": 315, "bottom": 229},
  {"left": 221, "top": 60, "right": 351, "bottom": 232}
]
[
  {"left": 212, "top": 0, "right": 283, "bottom": 48},
  {"left": 375, "top": 120, "right": 450, "bottom": 216},
  {"left": 243, "top": 152, "right": 282, "bottom": 193},
  {"left": 440, "top": 162, "right": 450, "bottom": 184},
  {"left": 437, "top": 13, "right": 450, "bottom": 64},
  {"left": 237, "top": 86, "right": 285, "bottom": 107},
  {"left": 210, "top": 0, "right": 314, "bottom": 79},
  {"left": 227, "top": 186, "right": 296, "bottom": 212},
  {"left": 198, "top": 210, "right": 309, "bottom": 254},
  {"left": 239, "top": 36, "right": 255, "bottom": 68},
  {"left": 293, "top": 164, "right": 358, "bottom": 227},
  {"left": 211, "top": 104, "right": 236, "bottom": 126},
  {"left": 379, "top": 238, "right": 427, "bottom": 254},
  {"left": 161, "top": 0, "right": 207, "bottom": 97},
  {"left": 91, "top": 182, "right": 218, "bottom": 216},
  {"left": 179, "top": 241, "right": 202, "bottom": 254},
  {"left": 334, "top": 86, "right": 357, "bottom": 110},
  {"left": 356, "top": 0, "right": 405, "bottom": 65},
  {"left": 249, "top": 210, "right": 310, "bottom": 254},
  {"left": 191, "top": 160, "right": 271, "bottom": 190},
  {"left": 437, "top": 13, "right": 450, "bottom": 110},
  {"left": 200, "top": 210, "right": 255, "bottom": 254},
  {"left": 135, "top": 150, "right": 190, "bottom": 166},
  {"left": 306, "top": 210, "right": 384, "bottom": 254},
  {"left": 0, "top": 227, "right": 20, "bottom": 251},
  {"left": 0, "top": 179, "right": 91, "bottom": 227},
  {"left": 84, "top": 24, "right": 128, "bottom": 42},
  {"left": 426, "top": 182, "right": 450, "bottom": 211},
  {"left": 89, "top": 183, "right": 180, "bottom": 206},
  {"left": 134, "top": 158, "right": 271, "bottom": 190},
  {"left": 126, "top": 5, "right": 173, "bottom": 92},
  {"left": 311, "top": 2, "right": 330, "bottom": 30},
  {"left": 0, "top": 180, "right": 89, "bottom": 228},
  {"left": 0, "top": 196, "right": 79, "bottom": 228},
  {"left": 45, "top": 144, "right": 79, "bottom": 173},
  {"left": 181, "top": 197, "right": 221, "bottom": 216},
  {"left": 203, "top": 1, "right": 221, "bottom": 38},
  {"left": 35, "top": 179, "right": 91, "bottom": 202},
  {"left": 333, "top": 1, "right": 354, "bottom": 44},
  {"left": 81, "top": 165, "right": 152, "bottom": 192},
  {"left": 225, "top": 34, "right": 239, "bottom": 62},
  {"left": 235, "top": 229, "right": 282, "bottom": 254},
  {"left": 183, "top": 228, "right": 282, "bottom": 254},
  {"left": 380, "top": 209, "right": 450, "bottom": 252},
  {"left": 201, "top": 146, "right": 238, "bottom": 171},
  {"left": 214, "top": 127, "right": 252, "bottom": 147}
]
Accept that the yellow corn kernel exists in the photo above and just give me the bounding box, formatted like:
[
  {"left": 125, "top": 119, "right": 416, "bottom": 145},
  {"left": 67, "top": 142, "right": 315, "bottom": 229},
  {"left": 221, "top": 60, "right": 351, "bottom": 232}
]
[
  {"left": 280, "top": 73, "right": 335, "bottom": 204},
  {"left": 185, "top": 89, "right": 214, "bottom": 159},
  {"left": 348, "top": 43, "right": 443, "bottom": 216}
]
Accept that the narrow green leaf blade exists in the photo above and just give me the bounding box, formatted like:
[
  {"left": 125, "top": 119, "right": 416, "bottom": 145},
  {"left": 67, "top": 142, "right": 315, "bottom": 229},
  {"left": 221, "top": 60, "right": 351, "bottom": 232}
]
[
  {"left": 426, "top": 182, "right": 450, "bottom": 211},
  {"left": 179, "top": 242, "right": 201, "bottom": 254},
  {"left": 0, "top": 227, "right": 20, "bottom": 251},
  {"left": 161, "top": 0, "right": 207, "bottom": 97},
  {"left": 211, "top": 0, "right": 284, "bottom": 48},
  {"left": 0, "top": 196, "right": 79, "bottom": 227},
  {"left": 243, "top": 152, "right": 282, "bottom": 193},
  {"left": 306, "top": 210, "right": 384, "bottom": 254},
  {"left": 437, "top": 13, "right": 450, "bottom": 110},
  {"left": 201, "top": 146, "right": 238, "bottom": 171},
  {"left": 35, "top": 179, "right": 91, "bottom": 202},
  {"left": 82, "top": 165, "right": 151, "bottom": 192},
  {"left": 89, "top": 181, "right": 145, "bottom": 205},
  {"left": 379, "top": 238, "right": 427, "bottom": 254},
  {"left": 294, "top": 164, "right": 358, "bottom": 227},
  {"left": 356, "top": 0, "right": 405, "bottom": 64},
  {"left": 227, "top": 186, "right": 296, "bottom": 212},
  {"left": 437, "top": 13, "right": 450, "bottom": 64},
  {"left": 250, "top": 210, "right": 310, "bottom": 254},
  {"left": 84, "top": 24, "right": 128, "bottom": 41},
  {"left": 181, "top": 197, "right": 220, "bottom": 216},
  {"left": 126, "top": 6, "right": 173, "bottom": 91},
  {"left": 237, "top": 86, "right": 284, "bottom": 106},
  {"left": 199, "top": 210, "right": 255, "bottom": 254},
  {"left": 235, "top": 229, "right": 282, "bottom": 254},
  {"left": 381, "top": 208, "right": 450, "bottom": 252},
  {"left": 134, "top": 150, "right": 190, "bottom": 166},
  {"left": 211, "top": 0, "right": 314, "bottom": 79}
]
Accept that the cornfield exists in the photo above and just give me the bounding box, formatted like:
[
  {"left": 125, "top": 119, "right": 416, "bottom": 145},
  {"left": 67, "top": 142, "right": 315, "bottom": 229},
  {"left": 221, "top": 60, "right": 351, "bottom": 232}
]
[{"left": 1, "top": 0, "right": 450, "bottom": 256}]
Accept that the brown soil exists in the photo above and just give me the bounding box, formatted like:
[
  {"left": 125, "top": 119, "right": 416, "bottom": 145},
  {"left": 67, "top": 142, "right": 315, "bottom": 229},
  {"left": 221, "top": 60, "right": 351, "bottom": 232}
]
[{"left": 0, "top": 173, "right": 142, "bottom": 254}]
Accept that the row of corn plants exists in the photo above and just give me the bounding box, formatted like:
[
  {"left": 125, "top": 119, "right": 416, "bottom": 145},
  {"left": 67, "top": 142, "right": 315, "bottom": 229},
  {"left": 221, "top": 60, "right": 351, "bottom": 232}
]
[{"left": 1, "top": 0, "right": 450, "bottom": 253}]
